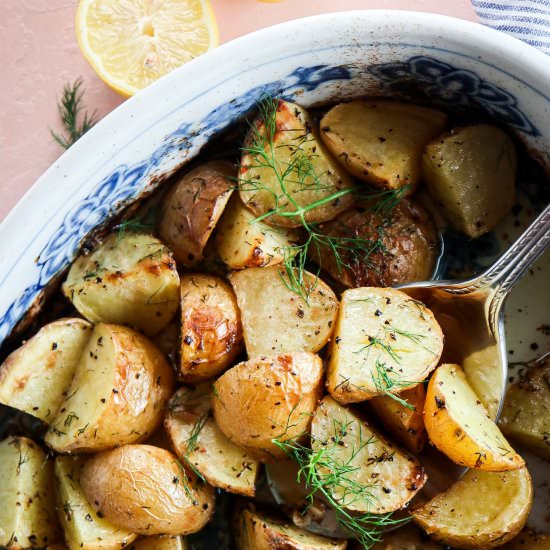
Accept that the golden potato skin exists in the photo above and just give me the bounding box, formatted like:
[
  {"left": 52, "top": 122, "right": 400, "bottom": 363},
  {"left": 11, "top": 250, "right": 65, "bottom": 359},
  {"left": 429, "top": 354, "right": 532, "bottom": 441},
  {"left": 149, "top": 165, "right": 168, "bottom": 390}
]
[
  {"left": 81, "top": 445, "right": 215, "bottom": 536},
  {"left": 413, "top": 467, "right": 533, "bottom": 548},
  {"left": 212, "top": 352, "right": 324, "bottom": 461},
  {"left": 367, "top": 524, "right": 443, "bottom": 549},
  {"left": 45, "top": 324, "right": 174, "bottom": 453},
  {"left": 320, "top": 100, "right": 447, "bottom": 191},
  {"left": 312, "top": 199, "right": 438, "bottom": 288},
  {"left": 157, "top": 161, "right": 234, "bottom": 267},
  {"left": 63, "top": 232, "right": 179, "bottom": 336},
  {"left": 127, "top": 535, "right": 189, "bottom": 550},
  {"left": 179, "top": 274, "right": 243, "bottom": 382}
]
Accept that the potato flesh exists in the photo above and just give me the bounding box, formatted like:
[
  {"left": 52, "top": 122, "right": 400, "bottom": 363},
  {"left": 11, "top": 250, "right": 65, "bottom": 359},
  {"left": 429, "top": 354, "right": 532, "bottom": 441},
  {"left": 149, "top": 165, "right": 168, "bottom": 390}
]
[
  {"left": 45, "top": 323, "right": 174, "bottom": 453},
  {"left": 413, "top": 467, "right": 532, "bottom": 548},
  {"left": 0, "top": 436, "right": 59, "bottom": 549},
  {"left": 327, "top": 287, "right": 443, "bottom": 403},
  {"left": 165, "top": 384, "right": 259, "bottom": 496},
  {"left": 422, "top": 124, "right": 516, "bottom": 237},
  {"left": 212, "top": 352, "right": 324, "bottom": 461},
  {"left": 54, "top": 456, "right": 136, "bottom": 550},
  {"left": 125, "top": 536, "right": 189, "bottom": 550},
  {"left": 63, "top": 232, "right": 179, "bottom": 336},
  {"left": 229, "top": 266, "right": 338, "bottom": 358},
  {"left": 239, "top": 100, "right": 354, "bottom": 228},
  {"left": 424, "top": 364, "right": 524, "bottom": 470},
  {"left": 312, "top": 396, "right": 426, "bottom": 513},
  {"left": 215, "top": 195, "right": 301, "bottom": 269},
  {"left": 0, "top": 318, "right": 92, "bottom": 423},
  {"left": 320, "top": 100, "right": 447, "bottom": 190}
]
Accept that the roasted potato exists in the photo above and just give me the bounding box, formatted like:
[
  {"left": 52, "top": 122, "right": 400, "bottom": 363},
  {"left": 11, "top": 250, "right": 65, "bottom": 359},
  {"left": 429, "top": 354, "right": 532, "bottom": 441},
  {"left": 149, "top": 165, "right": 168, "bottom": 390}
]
[
  {"left": 233, "top": 505, "right": 347, "bottom": 549},
  {"left": 229, "top": 266, "right": 338, "bottom": 358},
  {"left": 80, "top": 445, "right": 215, "bottom": 535},
  {"left": 320, "top": 100, "right": 447, "bottom": 191},
  {"left": 312, "top": 198, "right": 438, "bottom": 288},
  {"left": 0, "top": 436, "right": 60, "bottom": 549},
  {"left": 127, "top": 535, "right": 189, "bottom": 549},
  {"left": 327, "top": 287, "right": 443, "bottom": 403},
  {"left": 54, "top": 456, "right": 136, "bottom": 550},
  {"left": 0, "top": 318, "right": 91, "bottom": 423},
  {"left": 499, "top": 360, "right": 550, "bottom": 460},
  {"left": 165, "top": 384, "right": 259, "bottom": 496},
  {"left": 239, "top": 99, "right": 354, "bottom": 228},
  {"left": 422, "top": 124, "right": 517, "bottom": 237},
  {"left": 424, "top": 363, "right": 524, "bottom": 471},
  {"left": 413, "top": 467, "right": 533, "bottom": 548},
  {"left": 157, "top": 161, "right": 234, "bottom": 267},
  {"left": 178, "top": 273, "right": 243, "bottom": 382},
  {"left": 45, "top": 323, "right": 174, "bottom": 453},
  {"left": 368, "top": 384, "right": 427, "bottom": 454},
  {"left": 215, "top": 195, "right": 301, "bottom": 269},
  {"left": 312, "top": 396, "right": 426, "bottom": 513},
  {"left": 212, "top": 352, "right": 324, "bottom": 461},
  {"left": 503, "top": 530, "right": 550, "bottom": 549},
  {"left": 367, "top": 524, "right": 443, "bottom": 549},
  {"left": 63, "top": 232, "right": 179, "bottom": 336}
]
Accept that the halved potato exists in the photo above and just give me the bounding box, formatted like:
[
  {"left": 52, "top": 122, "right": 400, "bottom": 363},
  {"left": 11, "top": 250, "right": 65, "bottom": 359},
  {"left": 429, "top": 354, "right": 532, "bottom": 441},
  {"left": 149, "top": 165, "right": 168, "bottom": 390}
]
[
  {"left": 503, "top": 530, "right": 550, "bottom": 549},
  {"left": 0, "top": 436, "right": 60, "bottom": 549},
  {"left": 239, "top": 99, "right": 354, "bottom": 228},
  {"left": 424, "top": 363, "right": 524, "bottom": 471},
  {"left": 312, "top": 396, "right": 426, "bottom": 513},
  {"left": 45, "top": 323, "right": 174, "bottom": 453},
  {"left": 0, "top": 318, "right": 92, "bottom": 423},
  {"left": 233, "top": 505, "right": 347, "bottom": 550},
  {"left": 215, "top": 195, "right": 302, "bottom": 269},
  {"left": 63, "top": 232, "right": 179, "bottom": 336},
  {"left": 157, "top": 161, "right": 234, "bottom": 267},
  {"left": 127, "top": 536, "right": 189, "bottom": 550},
  {"left": 368, "top": 384, "right": 427, "bottom": 454},
  {"left": 499, "top": 360, "right": 550, "bottom": 460},
  {"left": 422, "top": 124, "right": 517, "bottom": 237},
  {"left": 312, "top": 198, "right": 438, "bottom": 288},
  {"left": 413, "top": 467, "right": 533, "bottom": 548},
  {"left": 368, "top": 524, "right": 443, "bottom": 549},
  {"left": 212, "top": 352, "right": 324, "bottom": 461},
  {"left": 320, "top": 100, "right": 447, "bottom": 191},
  {"left": 81, "top": 445, "right": 215, "bottom": 536},
  {"left": 165, "top": 384, "right": 259, "bottom": 496},
  {"left": 327, "top": 287, "right": 443, "bottom": 403},
  {"left": 54, "top": 456, "right": 136, "bottom": 550},
  {"left": 178, "top": 274, "right": 243, "bottom": 382},
  {"left": 229, "top": 266, "right": 338, "bottom": 358}
]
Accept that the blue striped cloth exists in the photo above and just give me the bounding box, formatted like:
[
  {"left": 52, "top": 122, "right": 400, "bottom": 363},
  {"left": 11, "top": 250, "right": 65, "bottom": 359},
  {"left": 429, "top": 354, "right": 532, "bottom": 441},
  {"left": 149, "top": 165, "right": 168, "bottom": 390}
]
[{"left": 472, "top": 0, "right": 550, "bottom": 54}]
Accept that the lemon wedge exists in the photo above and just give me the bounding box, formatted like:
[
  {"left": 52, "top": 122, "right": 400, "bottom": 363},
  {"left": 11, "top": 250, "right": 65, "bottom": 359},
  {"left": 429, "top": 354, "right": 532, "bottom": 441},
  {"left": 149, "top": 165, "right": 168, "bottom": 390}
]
[{"left": 76, "top": 0, "right": 219, "bottom": 97}]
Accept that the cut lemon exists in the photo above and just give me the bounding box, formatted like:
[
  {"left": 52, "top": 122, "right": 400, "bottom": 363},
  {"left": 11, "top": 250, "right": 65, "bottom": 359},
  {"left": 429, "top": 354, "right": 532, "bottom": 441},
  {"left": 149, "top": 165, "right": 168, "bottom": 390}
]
[{"left": 76, "top": 0, "right": 219, "bottom": 97}]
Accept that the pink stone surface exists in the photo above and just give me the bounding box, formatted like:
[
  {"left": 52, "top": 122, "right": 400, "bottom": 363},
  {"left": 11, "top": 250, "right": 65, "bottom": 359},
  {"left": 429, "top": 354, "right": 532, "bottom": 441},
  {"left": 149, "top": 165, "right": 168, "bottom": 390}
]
[{"left": 0, "top": 0, "right": 477, "bottom": 221}]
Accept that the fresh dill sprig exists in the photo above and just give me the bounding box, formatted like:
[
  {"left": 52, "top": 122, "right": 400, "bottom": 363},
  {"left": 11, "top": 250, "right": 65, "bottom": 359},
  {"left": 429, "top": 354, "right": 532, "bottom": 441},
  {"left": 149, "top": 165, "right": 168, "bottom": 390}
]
[
  {"left": 113, "top": 205, "right": 159, "bottom": 240},
  {"left": 51, "top": 78, "right": 99, "bottom": 149}
]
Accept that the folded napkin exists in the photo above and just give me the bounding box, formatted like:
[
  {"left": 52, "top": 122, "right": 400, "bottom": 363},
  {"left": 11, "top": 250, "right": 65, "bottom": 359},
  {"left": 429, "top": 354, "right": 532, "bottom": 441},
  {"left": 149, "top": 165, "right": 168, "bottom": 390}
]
[{"left": 472, "top": 0, "right": 550, "bottom": 54}]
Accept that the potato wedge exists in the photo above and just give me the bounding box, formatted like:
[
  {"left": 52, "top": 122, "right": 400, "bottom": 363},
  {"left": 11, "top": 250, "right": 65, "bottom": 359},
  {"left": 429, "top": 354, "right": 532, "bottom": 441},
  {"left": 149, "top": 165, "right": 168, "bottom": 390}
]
[
  {"left": 178, "top": 274, "right": 243, "bottom": 382},
  {"left": 312, "top": 396, "right": 426, "bottom": 513},
  {"left": 127, "top": 536, "right": 189, "bottom": 550},
  {"left": 234, "top": 506, "right": 347, "bottom": 550},
  {"left": 367, "top": 524, "right": 443, "bottom": 549},
  {"left": 212, "top": 352, "right": 324, "bottom": 461},
  {"left": 320, "top": 100, "right": 447, "bottom": 191},
  {"left": 81, "top": 445, "right": 215, "bottom": 535},
  {"left": 54, "top": 456, "right": 136, "bottom": 550},
  {"left": 327, "top": 287, "right": 443, "bottom": 403},
  {"left": 45, "top": 323, "right": 174, "bottom": 453},
  {"left": 413, "top": 467, "right": 533, "bottom": 548},
  {"left": 424, "top": 363, "right": 523, "bottom": 470},
  {"left": 165, "top": 384, "right": 259, "bottom": 496},
  {"left": 312, "top": 198, "right": 438, "bottom": 288},
  {"left": 499, "top": 360, "right": 550, "bottom": 460},
  {"left": 0, "top": 318, "right": 92, "bottom": 423},
  {"left": 215, "top": 195, "right": 301, "bottom": 269},
  {"left": 63, "top": 232, "right": 179, "bottom": 336},
  {"left": 239, "top": 99, "right": 354, "bottom": 228},
  {"left": 422, "top": 124, "right": 517, "bottom": 237},
  {"left": 368, "top": 384, "right": 427, "bottom": 454},
  {"left": 157, "top": 161, "right": 234, "bottom": 267},
  {"left": 0, "top": 436, "right": 59, "bottom": 549},
  {"left": 229, "top": 266, "right": 338, "bottom": 358},
  {"left": 503, "top": 530, "right": 550, "bottom": 549}
]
